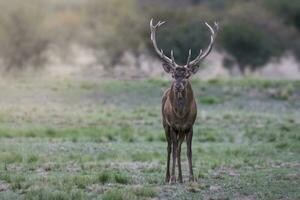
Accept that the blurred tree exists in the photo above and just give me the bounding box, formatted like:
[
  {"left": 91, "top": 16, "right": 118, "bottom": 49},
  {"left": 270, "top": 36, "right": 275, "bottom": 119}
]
[
  {"left": 264, "top": 0, "right": 300, "bottom": 31},
  {"left": 191, "top": 0, "right": 228, "bottom": 10},
  {"left": 0, "top": 0, "right": 297, "bottom": 73},
  {"left": 44, "top": 8, "right": 84, "bottom": 60},
  {"left": 264, "top": 0, "right": 300, "bottom": 61},
  {"left": 219, "top": 2, "right": 286, "bottom": 73},
  {"left": 143, "top": 0, "right": 300, "bottom": 74},
  {"left": 140, "top": 0, "right": 193, "bottom": 7},
  {"left": 220, "top": 23, "right": 275, "bottom": 73},
  {"left": 84, "top": 0, "right": 146, "bottom": 68},
  {"left": 0, "top": 1, "right": 50, "bottom": 70}
]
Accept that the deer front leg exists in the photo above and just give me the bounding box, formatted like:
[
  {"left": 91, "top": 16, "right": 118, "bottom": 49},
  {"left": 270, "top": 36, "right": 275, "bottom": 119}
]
[
  {"left": 187, "top": 128, "right": 194, "bottom": 182},
  {"left": 177, "top": 134, "right": 185, "bottom": 183},
  {"left": 165, "top": 126, "right": 171, "bottom": 183},
  {"left": 166, "top": 141, "right": 171, "bottom": 183},
  {"left": 170, "top": 127, "right": 177, "bottom": 184}
]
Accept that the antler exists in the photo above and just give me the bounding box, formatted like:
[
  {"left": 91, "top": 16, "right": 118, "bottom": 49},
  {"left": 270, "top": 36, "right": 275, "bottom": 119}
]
[
  {"left": 150, "top": 19, "right": 178, "bottom": 68},
  {"left": 185, "top": 22, "right": 219, "bottom": 69}
]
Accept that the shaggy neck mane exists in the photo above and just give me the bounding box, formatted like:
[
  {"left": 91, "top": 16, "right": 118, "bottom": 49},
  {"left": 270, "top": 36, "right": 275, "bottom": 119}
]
[{"left": 170, "top": 81, "right": 194, "bottom": 118}]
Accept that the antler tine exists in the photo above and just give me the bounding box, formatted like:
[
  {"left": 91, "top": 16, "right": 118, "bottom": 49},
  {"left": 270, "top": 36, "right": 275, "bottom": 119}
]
[
  {"left": 158, "top": 21, "right": 165, "bottom": 27},
  {"left": 171, "top": 50, "right": 177, "bottom": 65},
  {"left": 197, "top": 21, "right": 218, "bottom": 60},
  {"left": 214, "top": 21, "right": 219, "bottom": 31},
  {"left": 185, "top": 21, "right": 218, "bottom": 68},
  {"left": 186, "top": 49, "right": 192, "bottom": 66},
  {"left": 150, "top": 19, "right": 165, "bottom": 29},
  {"left": 150, "top": 19, "right": 175, "bottom": 67}
]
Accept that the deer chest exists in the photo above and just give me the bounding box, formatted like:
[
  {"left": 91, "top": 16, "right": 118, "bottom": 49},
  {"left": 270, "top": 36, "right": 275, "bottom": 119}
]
[{"left": 165, "top": 112, "right": 196, "bottom": 132}]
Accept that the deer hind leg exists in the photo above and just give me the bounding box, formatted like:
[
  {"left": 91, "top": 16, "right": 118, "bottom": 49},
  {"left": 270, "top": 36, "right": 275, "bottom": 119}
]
[
  {"left": 169, "top": 127, "right": 177, "bottom": 184},
  {"left": 187, "top": 128, "right": 194, "bottom": 182},
  {"left": 177, "top": 133, "right": 185, "bottom": 183},
  {"left": 164, "top": 125, "right": 171, "bottom": 183}
]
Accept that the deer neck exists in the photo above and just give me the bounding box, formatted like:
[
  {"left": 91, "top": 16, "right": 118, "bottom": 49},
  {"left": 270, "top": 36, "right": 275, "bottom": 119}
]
[{"left": 170, "top": 81, "right": 193, "bottom": 118}]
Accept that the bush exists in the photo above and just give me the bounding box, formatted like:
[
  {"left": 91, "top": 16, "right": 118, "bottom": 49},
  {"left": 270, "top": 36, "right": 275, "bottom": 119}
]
[
  {"left": 264, "top": 0, "right": 300, "bottom": 61},
  {"left": 219, "top": 2, "right": 287, "bottom": 73},
  {"left": 264, "top": 0, "right": 300, "bottom": 31},
  {"left": 0, "top": 0, "right": 298, "bottom": 72},
  {"left": 84, "top": 0, "right": 146, "bottom": 68},
  {"left": 145, "top": 1, "right": 299, "bottom": 73},
  {"left": 220, "top": 23, "right": 276, "bottom": 73},
  {"left": 0, "top": 1, "right": 51, "bottom": 70},
  {"left": 44, "top": 9, "right": 84, "bottom": 61}
]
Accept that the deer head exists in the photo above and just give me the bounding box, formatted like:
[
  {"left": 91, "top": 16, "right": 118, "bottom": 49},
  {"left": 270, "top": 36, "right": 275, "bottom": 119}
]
[{"left": 150, "top": 19, "right": 218, "bottom": 93}]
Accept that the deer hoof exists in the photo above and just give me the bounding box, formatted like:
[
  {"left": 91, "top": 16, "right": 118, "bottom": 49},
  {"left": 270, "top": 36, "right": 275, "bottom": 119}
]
[{"left": 169, "top": 176, "right": 176, "bottom": 184}]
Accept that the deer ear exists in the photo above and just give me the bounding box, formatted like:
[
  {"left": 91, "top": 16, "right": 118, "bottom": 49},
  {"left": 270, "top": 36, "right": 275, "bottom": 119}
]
[
  {"left": 162, "top": 63, "right": 174, "bottom": 74},
  {"left": 187, "top": 65, "right": 199, "bottom": 75}
]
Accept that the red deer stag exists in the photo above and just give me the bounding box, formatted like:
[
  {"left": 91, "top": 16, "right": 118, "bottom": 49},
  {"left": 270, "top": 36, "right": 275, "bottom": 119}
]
[{"left": 150, "top": 19, "right": 218, "bottom": 184}]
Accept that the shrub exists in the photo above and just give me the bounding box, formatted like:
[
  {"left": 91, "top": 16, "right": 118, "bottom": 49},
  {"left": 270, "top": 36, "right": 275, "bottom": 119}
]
[
  {"left": 0, "top": 1, "right": 51, "bottom": 70},
  {"left": 145, "top": 1, "right": 297, "bottom": 73},
  {"left": 84, "top": 0, "right": 146, "bottom": 68},
  {"left": 220, "top": 17, "right": 287, "bottom": 73},
  {"left": 264, "top": 0, "right": 300, "bottom": 61},
  {"left": 219, "top": 2, "right": 296, "bottom": 73},
  {"left": 264, "top": 0, "right": 300, "bottom": 31}
]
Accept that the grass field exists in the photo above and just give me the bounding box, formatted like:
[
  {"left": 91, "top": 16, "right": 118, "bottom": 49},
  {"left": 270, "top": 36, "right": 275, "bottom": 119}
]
[{"left": 0, "top": 76, "right": 299, "bottom": 200}]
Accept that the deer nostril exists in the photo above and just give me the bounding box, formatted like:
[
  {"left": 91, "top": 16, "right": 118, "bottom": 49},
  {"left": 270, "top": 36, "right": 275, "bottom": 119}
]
[{"left": 175, "top": 83, "right": 184, "bottom": 91}]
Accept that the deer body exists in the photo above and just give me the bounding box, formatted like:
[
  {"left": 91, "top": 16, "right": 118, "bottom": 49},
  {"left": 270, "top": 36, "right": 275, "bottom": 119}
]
[
  {"left": 162, "top": 82, "right": 197, "bottom": 131},
  {"left": 162, "top": 81, "right": 197, "bottom": 183},
  {"left": 150, "top": 19, "right": 218, "bottom": 183}
]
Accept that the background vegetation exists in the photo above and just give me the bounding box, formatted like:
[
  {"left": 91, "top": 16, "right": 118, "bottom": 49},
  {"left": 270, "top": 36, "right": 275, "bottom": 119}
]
[
  {"left": 0, "top": 1, "right": 299, "bottom": 199},
  {"left": 0, "top": 0, "right": 299, "bottom": 72}
]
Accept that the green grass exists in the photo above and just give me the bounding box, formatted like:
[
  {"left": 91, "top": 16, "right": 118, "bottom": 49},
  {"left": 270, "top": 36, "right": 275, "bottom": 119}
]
[
  {"left": 102, "top": 189, "right": 135, "bottom": 200},
  {"left": 0, "top": 152, "right": 23, "bottom": 164},
  {"left": 131, "top": 186, "right": 157, "bottom": 198},
  {"left": 0, "top": 78, "right": 299, "bottom": 199}
]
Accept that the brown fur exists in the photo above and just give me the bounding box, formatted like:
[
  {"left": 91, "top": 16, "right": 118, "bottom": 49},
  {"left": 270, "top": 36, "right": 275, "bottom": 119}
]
[{"left": 162, "top": 80, "right": 197, "bottom": 183}]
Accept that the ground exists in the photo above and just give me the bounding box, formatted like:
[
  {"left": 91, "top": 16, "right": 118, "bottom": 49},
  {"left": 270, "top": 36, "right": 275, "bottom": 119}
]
[{"left": 0, "top": 76, "right": 299, "bottom": 200}]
